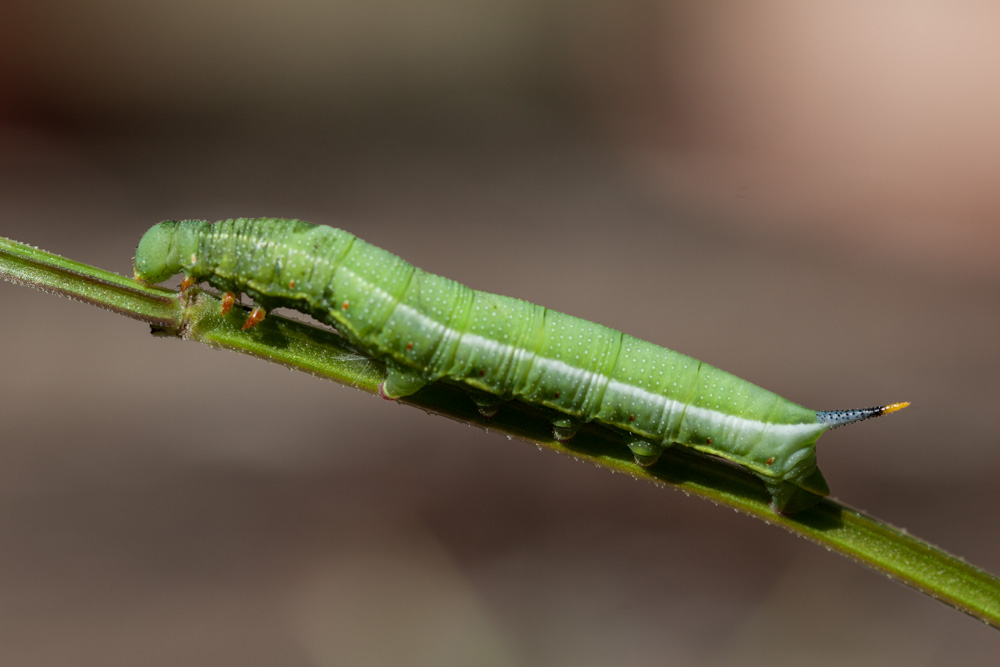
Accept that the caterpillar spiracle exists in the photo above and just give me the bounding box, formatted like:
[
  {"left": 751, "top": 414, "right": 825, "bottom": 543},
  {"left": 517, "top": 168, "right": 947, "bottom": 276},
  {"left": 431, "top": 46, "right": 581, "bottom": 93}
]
[{"left": 134, "top": 218, "right": 908, "bottom": 514}]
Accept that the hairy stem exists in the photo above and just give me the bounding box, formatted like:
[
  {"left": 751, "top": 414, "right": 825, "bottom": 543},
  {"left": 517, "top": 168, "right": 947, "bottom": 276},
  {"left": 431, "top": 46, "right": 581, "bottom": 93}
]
[{"left": 2, "top": 233, "right": 999, "bottom": 628}]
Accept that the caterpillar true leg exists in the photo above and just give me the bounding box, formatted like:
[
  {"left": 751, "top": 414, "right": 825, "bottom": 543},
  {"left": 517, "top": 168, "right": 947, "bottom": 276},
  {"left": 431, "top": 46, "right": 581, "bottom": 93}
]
[
  {"left": 220, "top": 292, "right": 236, "bottom": 315},
  {"left": 242, "top": 305, "right": 267, "bottom": 330}
]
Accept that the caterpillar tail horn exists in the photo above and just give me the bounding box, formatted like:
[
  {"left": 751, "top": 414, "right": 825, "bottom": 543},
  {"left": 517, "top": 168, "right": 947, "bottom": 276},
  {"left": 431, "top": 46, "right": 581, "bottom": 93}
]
[{"left": 816, "top": 401, "right": 910, "bottom": 429}]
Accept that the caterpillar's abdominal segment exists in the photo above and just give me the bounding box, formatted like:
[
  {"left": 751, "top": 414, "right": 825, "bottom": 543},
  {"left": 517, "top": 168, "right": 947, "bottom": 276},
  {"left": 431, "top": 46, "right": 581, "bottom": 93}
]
[{"left": 134, "top": 218, "right": 909, "bottom": 514}]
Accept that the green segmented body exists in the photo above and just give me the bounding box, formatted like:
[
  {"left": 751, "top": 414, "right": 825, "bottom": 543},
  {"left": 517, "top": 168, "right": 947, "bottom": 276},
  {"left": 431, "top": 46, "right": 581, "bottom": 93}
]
[{"left": 134, "top": 218, "right": 906, "bottom": 513}]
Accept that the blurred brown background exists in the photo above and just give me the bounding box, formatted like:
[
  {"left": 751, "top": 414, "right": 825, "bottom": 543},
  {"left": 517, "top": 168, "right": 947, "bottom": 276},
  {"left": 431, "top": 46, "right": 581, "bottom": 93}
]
[{"left": 1, "top": 2, "right": 998, "bottom": 664}]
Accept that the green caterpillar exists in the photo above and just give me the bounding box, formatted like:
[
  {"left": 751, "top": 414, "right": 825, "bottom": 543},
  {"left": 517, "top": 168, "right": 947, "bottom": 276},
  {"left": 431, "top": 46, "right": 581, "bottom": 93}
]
[{"left": 134, "top": 218, "right": 908, "bottom": 513}]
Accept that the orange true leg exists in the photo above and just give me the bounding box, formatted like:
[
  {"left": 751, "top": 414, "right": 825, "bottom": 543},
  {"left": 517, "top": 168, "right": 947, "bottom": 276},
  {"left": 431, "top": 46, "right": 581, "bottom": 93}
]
[
  {"left": 242, "top": 306, "right": 267, "bottom": 330},
  {"left": 220, "top": 292, "right": 236, "bottom": 315}
]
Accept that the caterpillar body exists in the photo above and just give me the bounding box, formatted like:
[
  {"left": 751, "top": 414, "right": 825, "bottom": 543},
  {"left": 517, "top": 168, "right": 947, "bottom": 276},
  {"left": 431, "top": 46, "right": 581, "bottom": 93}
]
[{"left": 134, "top": 218, "right": 908, "bottom": 513}]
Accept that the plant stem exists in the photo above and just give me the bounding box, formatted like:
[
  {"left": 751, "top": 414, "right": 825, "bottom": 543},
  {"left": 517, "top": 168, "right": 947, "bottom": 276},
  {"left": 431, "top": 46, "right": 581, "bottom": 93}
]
[{"left": 3, "top": 234, "right": 999, "bottom": 628}]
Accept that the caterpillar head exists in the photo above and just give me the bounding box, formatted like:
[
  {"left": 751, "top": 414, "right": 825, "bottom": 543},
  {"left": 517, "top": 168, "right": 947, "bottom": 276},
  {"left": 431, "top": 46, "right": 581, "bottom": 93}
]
[{"left": 134, "top": 220, "right": 183, "bottom": 283}]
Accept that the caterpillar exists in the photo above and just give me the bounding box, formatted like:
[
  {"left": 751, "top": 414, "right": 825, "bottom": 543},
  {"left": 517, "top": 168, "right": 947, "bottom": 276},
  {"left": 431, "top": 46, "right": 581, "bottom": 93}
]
[{"left": 134, "top": 218, "right": 908, "bottom": 513}]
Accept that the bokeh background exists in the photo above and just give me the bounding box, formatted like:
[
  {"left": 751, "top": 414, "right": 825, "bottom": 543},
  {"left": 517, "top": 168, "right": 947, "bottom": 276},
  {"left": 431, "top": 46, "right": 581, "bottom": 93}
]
[{"left": 2, "top": 2, "right": 998, "bottom": 664}]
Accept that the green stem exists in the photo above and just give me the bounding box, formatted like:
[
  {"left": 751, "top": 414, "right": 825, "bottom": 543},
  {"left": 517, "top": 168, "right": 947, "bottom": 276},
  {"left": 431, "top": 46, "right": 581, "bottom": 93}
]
[{"left": 3, "top": 234, "right": 999, "bottom": 629}]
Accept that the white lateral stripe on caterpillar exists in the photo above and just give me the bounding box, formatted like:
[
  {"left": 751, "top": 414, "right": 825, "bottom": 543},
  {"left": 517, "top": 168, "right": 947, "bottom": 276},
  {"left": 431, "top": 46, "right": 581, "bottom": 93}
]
[{"left": 388, "top": 299, "right": 829, "bottom": 469}]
